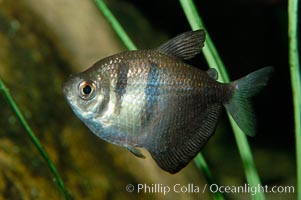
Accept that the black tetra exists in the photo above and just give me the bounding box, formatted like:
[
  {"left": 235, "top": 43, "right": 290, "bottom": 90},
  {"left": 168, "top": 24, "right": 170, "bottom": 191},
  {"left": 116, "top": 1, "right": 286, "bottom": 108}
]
[{"left": 62, "top": 30, "right": 273, "bottom": 173}]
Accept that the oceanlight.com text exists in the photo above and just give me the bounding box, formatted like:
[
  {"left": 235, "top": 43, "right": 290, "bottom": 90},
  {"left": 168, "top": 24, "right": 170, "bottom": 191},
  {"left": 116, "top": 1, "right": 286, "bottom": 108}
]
[{"left": 209, "top": 183, "right": 294, "bottom": 196}]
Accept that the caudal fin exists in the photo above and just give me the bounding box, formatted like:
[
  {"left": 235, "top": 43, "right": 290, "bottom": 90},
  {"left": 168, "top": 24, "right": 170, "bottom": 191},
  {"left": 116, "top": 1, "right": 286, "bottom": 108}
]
[{"left": 224, "top": 67, "right": 274, "bottom": 136}]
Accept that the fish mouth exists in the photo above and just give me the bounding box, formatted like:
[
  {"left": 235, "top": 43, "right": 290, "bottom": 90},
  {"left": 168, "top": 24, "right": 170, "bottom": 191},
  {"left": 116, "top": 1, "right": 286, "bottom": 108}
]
[
  {"left": 62, "top": 81, "right": 76, "bottom": 105},
  {"left": 61, "top": 74, "right": 75, "bottom": 96}
]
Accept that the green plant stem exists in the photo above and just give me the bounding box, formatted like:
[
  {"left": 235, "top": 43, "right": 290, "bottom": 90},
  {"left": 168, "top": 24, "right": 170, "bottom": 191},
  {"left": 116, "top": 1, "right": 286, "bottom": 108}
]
[
  {"left": 288, "top": 0, "right": 301, "bottom": 199},
  {"left": 194, "top": 156, "right": 224, "bottom": 200},
  {"left": 179, "top": 0, "right": 265, "bottom": 200},
  {"left": 178, "top": 0, "right": 228, "bottom": 82},
  {"left": 94, "top": 1, "right": 224, "bottom": 199},
  {"left": 94, "top": 0, "right": 137, "bottom": 50},
  {"left": 0, "top": 77, "right": 71, "bottom": 200}
]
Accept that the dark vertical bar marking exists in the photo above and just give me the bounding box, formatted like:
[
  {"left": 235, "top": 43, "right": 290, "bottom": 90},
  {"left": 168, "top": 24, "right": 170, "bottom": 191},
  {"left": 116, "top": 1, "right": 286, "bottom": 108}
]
[
  {"left": 144, "top": 62, "right": 159, "bottom": 123},
  {"left": 114, "top": 62, "right": 129, "bottom": 114}
]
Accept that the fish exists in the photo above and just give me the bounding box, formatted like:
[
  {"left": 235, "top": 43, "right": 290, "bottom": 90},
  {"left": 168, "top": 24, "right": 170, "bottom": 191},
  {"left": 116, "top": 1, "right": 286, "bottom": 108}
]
[{"left": 62, "top": 30, "right": 273, "bottom": 174}]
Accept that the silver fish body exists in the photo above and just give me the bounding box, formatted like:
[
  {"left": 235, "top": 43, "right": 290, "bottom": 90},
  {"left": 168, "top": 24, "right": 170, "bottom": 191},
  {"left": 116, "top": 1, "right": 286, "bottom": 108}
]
[{"left": 63, "top": 30, "right": 273, "bottom": 173}]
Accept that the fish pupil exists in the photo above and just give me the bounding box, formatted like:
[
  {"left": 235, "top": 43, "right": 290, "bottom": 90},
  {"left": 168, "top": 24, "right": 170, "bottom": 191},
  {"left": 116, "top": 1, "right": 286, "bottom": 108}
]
[
  {"left": 78, "top": 81, "right": 96, "bottom": 100},
  {"left": 83, "top": 85, "right": 92, "bottom": 94}
]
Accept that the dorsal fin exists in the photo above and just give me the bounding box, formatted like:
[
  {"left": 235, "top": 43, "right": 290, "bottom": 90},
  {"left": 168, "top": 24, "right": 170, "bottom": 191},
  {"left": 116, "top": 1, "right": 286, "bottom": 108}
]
[
  {"left": 156, "top": 30, "right": 206, "bottom": 60},
  {"left": 207, "top": 68, "right": 218, "bottom": 80},
  {"left": 145, "top": 103, "right": 221, "bottom": 174}
]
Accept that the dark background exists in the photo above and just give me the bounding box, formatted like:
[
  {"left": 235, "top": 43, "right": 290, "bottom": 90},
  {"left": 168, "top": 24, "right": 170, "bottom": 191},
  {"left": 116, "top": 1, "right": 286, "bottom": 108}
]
[{"left": 121, "top": 0, "right": 294, "bottom": 152}]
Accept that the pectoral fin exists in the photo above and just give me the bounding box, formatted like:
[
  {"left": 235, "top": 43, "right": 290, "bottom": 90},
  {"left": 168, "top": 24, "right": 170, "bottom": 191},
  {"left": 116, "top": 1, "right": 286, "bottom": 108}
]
[{"left": 126, "top": 145, "right": 145, "bottom": 158}]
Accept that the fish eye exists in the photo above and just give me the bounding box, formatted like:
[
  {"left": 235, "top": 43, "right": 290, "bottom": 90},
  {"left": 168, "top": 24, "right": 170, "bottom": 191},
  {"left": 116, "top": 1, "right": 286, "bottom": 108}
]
[{"left": 78, "top": 81, "right": 96, "bottom": 100}]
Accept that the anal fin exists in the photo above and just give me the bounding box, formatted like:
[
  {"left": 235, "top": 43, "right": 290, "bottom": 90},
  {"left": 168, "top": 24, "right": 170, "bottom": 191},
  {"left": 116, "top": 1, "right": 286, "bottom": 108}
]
[{"left": 146, "top": 103, "right": 221, "bottom": 174}]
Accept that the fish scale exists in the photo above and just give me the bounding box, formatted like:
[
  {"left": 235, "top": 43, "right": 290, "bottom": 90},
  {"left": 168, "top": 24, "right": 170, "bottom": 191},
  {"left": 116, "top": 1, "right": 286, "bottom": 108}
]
[{"left": 62, "top": 30, "right": 273, "bottom": 173}]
